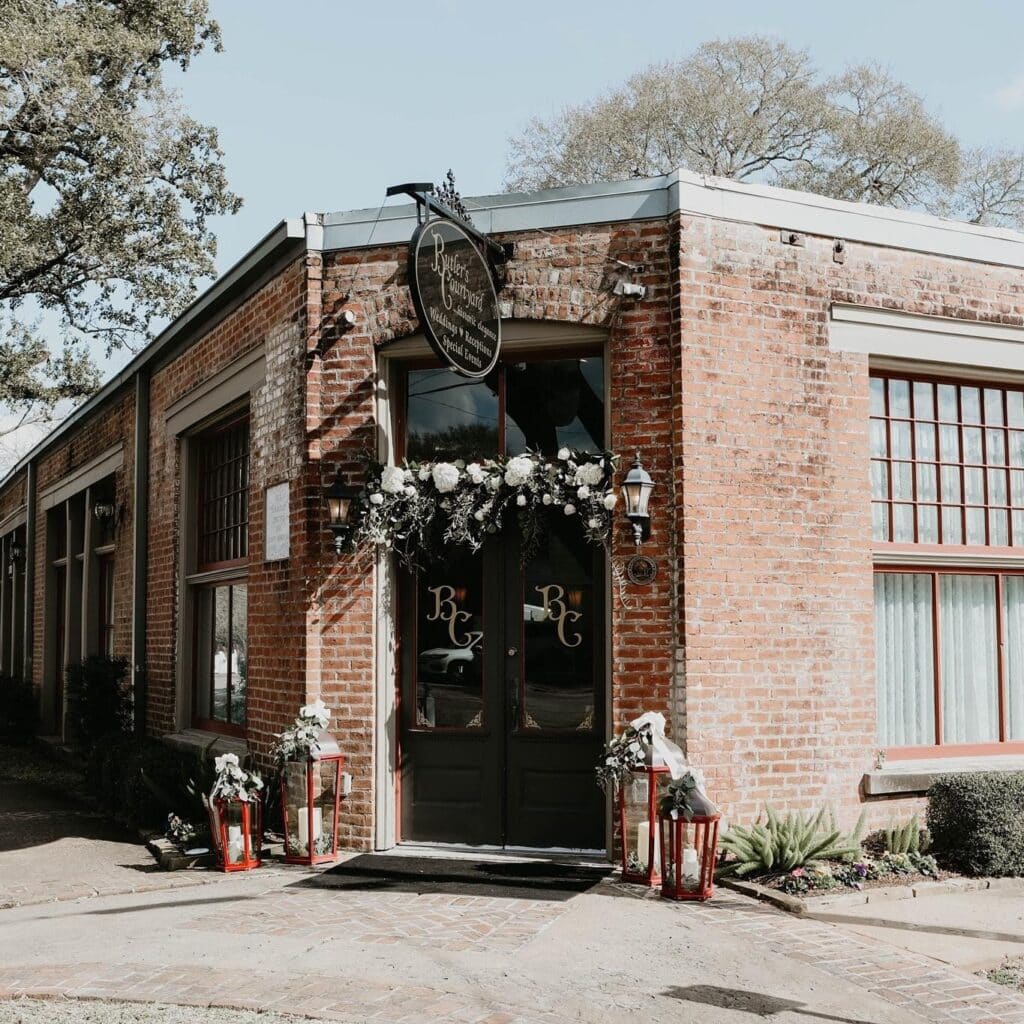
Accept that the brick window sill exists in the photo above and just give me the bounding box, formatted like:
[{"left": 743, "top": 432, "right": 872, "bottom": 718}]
[
  {"left": 162, "top": 728, "right": 248, "bottom": 760},
  {"left": 863, "top": 755, "right": 1024, "bottom": 796}
]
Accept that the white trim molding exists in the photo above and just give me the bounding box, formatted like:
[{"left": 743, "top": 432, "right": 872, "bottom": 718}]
[
  {"left": 0, "top": 506, "right": 26, "bottom": 536},
  {"left": 830, "top": 303, "right": 1024, "bottom": 375},
  {"left": 874, "top": 548, "right": 1024, "bottom": 570},
  {"left": 39, "top": 444, "right": 123, "bottom": 511},
  {"left": 165, "top": 345, "right": 265, "bottom": 436}
]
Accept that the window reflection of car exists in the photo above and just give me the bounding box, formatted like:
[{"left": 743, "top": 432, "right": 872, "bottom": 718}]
[{"left": 418, "top": 632, "right": 483, "bottom": 683}]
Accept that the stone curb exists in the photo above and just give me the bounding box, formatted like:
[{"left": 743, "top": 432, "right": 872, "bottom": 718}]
[{"left": 716, "top": 877, "right": 807, "bottom": 915}]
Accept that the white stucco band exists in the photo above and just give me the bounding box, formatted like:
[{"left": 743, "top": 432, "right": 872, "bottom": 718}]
[{"left": 830, "top": 303, "right": 1024, "bottom": 377}]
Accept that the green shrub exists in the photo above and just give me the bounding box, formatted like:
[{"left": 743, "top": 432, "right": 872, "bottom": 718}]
[
  {"left": 927, "top": 772, "right": 1024, "bottom": 877},
  {"left": 718, "top": 806, "right": 866, "bottom": 877},
  {"left": 0, "top": 674, "right": 37, "bottom": 736},
  {"left": 65, "top": 656, "right": 131, "bottom": 752}
]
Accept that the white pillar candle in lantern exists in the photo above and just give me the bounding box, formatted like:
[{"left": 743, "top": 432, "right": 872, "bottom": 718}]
[
  {"left": 297, "top": 806, "right": 322, "bottom": 848},
  {"left": 682, "top": 847, "right": 700, "bottom": 888},
  {"left": 636, "top": 821, "right": 661, "bottom": 871},
  {"left": 227, "top": 824, "right": 243, "bottom": 860}
]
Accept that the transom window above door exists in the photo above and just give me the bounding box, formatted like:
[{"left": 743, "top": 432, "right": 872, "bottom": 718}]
[
  {"left": 871, "top": 373, "right": 1024, "bottom": 548},
  {"left": 403, "top": 356, "right": 605, "bottom": 461}
]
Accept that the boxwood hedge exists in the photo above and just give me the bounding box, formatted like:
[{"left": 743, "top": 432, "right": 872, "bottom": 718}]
[{"left": 927, "top": 772, "right": 1024, "bottom": 877}]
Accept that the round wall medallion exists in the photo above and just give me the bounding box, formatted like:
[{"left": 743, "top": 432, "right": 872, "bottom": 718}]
[{"left": 626, "top": 554, "right": 657, "bottom": 585}]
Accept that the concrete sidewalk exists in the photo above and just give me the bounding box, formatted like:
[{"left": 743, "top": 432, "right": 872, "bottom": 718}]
[
  {"left": 807, "top": 886, "right": 1024, "bottom": 971},
  {"left": 2, "top": 745, "right": 1023, "bottom": 1023}
]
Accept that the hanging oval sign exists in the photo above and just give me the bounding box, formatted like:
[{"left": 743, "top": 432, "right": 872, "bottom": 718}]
[{"left": 408, "top": 218, "right": 501, "bottom": 379}]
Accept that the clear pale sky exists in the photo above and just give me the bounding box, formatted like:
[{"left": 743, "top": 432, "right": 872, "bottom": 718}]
[
  {"left": 173, "top": 0, "right": 1024, "bottom": 275},
  {"left": 6, "top": 0, "right": 1024, "bottom": 467}
]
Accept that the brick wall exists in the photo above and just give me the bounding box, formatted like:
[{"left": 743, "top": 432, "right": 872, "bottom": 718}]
[
  {"left": 676, "top": 214, "right": 1024, "bottom": 829},
  {"left": 146, "top": 256, "right": 310, "bottom": 751}
]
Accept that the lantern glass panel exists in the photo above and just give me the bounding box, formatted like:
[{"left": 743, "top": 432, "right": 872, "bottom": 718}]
[
  {"left": 313, "top": 760, "right": 339, "bottom": 858},
  {"left": 282, "top": 761, "right": 310, "bottom": 859},
  {"left": 622, "top": 773, "right": 659, "bottom": 875},
  {"left": 222, "top": 801, "right": 246, "bottom": 866}
]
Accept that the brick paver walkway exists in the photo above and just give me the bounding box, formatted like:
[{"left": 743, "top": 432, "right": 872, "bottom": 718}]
[
  {"left": 0, "top": 962, "right": 575, "bottom": 1024},
  {"left": 181, "top": 887, "right": 566, "bottom": 953},
  {"left": 687, "top": 890, "right": 1024, "bottom": 1023}
]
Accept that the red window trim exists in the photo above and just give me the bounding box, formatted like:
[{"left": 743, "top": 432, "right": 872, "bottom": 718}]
[
  {"left": 876, "top": 564, "right": 1024, "bottom": 758},
  {"left": 870, "top": 370, "right": 1024, "bottom": 549}
]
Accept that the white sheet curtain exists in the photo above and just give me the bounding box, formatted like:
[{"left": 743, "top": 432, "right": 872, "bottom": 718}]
[
  {"left": 1004, "top": 577, "right": 1024, "bottom": 740},
  {"left": 939, "top": 574, "right": 999, "bottom": 744},
  {"left": 874, "top": 573, "right": 935, "bottom": 747}
]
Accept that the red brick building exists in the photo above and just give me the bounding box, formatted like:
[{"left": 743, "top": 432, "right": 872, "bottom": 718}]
[{"left": 5, "top": 169, "right": 1024, "bottom": 852}]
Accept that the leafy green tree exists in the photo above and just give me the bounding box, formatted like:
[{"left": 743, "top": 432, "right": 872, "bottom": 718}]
[
  {"left": 506, "top": 35, "right": 1024, "bottom": 230},
  {"left": 0, "top": 0, "right": 240, "bottom": 435}
]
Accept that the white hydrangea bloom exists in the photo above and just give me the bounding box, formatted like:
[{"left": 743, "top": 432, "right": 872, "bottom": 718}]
[
  {"left": 369, "top": 493, "right": 384, "bottom": 505},
  {"left": 577, "top": 485, "right": 590, "bottom": 499},
  {"left": 466, "top": 462, "right": 485, "bottom": 484},
  {"left": 564, "top": 503, "right": 576, "bottom": 516},
  {"left": 504, "top": 455, "right": 535, "bottom": 487},
  {"left": 380, "top": 465, "right": 406, "bottom": 494},
  {"left": 574, "top": 462, "right": 604, "bottom": 487},
  {"left": 516, "top": 494, "right": 527, "bottom": 507},
  {"left": 418, "top": 466, "right": 431, "bottom": 482},
  {"left": 603, "top": 492, "right": 618, "bottom": 510},
  {"left": 403, "top": 485, "right": 416, "bottom": 497},
  {"left": 474, "top": 509, "right": 485, "bottom": 521},
  {"left": 432, "top": 462, "right": 460, "bottom": 493},
  {"left": 542, "top": 493, "right": 553, "bottom": 506},
  {"left": 588, "top": 517, "right": 600, "bottom": 528},
  {"left": 557, "top": 447, "right": 571, "bottom": 461}
]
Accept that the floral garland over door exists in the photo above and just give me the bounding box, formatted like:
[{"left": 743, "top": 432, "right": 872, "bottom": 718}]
[{"left": 352, "top": 448, "right": 619, "bottom": 568}]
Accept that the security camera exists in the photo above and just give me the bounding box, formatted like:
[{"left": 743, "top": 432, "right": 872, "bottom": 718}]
[{"left": 613, "top": 278, "right": 647, "bottom": 299}]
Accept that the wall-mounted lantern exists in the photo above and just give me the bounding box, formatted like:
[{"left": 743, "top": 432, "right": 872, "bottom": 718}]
[
  {"left": 622, "top": 454, "right": 655, "bottom": 546},
  {"left": 7, "top": 540, "right": 23, "bottom": 579},
  {"left": 93, "top": 501, "right": 116, "bottom": 524},
  {"left": 325, "top": 473, "right": 360, "bottom": 554}
]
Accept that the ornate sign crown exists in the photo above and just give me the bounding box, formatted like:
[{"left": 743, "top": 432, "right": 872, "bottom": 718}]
[{"left": 431, "top": 169, "right": 470, "bottom": 223}]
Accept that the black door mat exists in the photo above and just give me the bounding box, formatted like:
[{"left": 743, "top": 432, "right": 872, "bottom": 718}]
[{"left": 315, "top": 853, "right": 611, "bottom": 901}]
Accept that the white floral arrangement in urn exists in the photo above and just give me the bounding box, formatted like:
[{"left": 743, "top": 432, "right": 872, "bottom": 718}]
[
  {"left": 353, "top": 448, "right": 619, "bottom": 568},
  {"left": 209, "top": 752, "right": 264, "bottom": 803},
  {"left": 274, "top": 698, "right": 331, "bottom": 765}
]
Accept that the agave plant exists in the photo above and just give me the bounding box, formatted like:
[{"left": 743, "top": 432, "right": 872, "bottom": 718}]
[
  {"left": 883, "top": 814, "right": 925, "bottom": 855},
  {"left": 718, "top": 806, "right": 866, "bottom": 878}
]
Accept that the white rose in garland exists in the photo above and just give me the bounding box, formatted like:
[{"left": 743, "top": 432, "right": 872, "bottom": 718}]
[
  {"left": 432, "top": 462, "right": 460, "bottom": 493},
  {"left": 504, "top": 455, "right": 535, "bottom": 487},
  {"left": 380, "top": 465, "right": 406, "bottom": 494}
]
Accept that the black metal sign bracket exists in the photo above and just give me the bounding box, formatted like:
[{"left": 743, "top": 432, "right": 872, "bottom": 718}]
[{"left": 386, "top": 180, "right": 512, "bottom": 271}]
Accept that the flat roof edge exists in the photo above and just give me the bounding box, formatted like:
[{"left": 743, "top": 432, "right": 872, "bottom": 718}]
[{"left": 324, "top": 168, "right": 1024, "bottom": 268}]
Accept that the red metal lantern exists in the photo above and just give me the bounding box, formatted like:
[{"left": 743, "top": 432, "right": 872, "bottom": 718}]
[
  {"left": 659, "top": 811, "right": 721, "bottom": 901},
  {"left": 209, "top": 796, "right": 262, "bottom": 872},
  {"left": 280, "top": 728, "right": 345, "bottom": 865},
  {"left": 618, "top": 764, "right": 670, "bottom": 886}
]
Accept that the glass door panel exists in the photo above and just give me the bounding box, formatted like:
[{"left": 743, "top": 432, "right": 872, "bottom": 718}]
[
  {"left": 520, "top": 525, "right": 597, "bottom": 732},
  {"left": 414, "top": 550, "right": 485, "bottom": 730}
]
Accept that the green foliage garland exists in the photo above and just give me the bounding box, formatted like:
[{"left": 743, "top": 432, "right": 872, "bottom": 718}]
[{"left": 352, "top": 449, "right": 619, "bottom": 569}]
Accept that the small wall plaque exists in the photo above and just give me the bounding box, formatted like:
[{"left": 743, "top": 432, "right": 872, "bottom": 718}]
[{"left": 265, "top": 482, "right": 290, "bottom": 561}]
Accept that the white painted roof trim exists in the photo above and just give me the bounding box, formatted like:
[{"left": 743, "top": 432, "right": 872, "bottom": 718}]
[{"left": 325, "top": 168, "right": 1024, "bottom": 270}]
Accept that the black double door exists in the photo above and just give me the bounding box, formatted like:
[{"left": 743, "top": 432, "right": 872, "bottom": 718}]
[{"left": 399, "top": 521, "right": 606, "bottom": 850}]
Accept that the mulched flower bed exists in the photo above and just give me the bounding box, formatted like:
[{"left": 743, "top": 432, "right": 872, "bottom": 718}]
[{"left": 742, "top": 851, "right": 947, "bottom": 898}]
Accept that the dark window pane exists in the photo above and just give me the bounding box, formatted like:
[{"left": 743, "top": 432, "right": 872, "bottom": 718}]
[
  {"left": 505, "top": 357, "right": 605, "bottom": 455},
  {"left": 230, "top": 584, "right": 247, "bottom": 726},
  {"left": 406, "top": 368, "right": 498, "bottom": 461}
]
